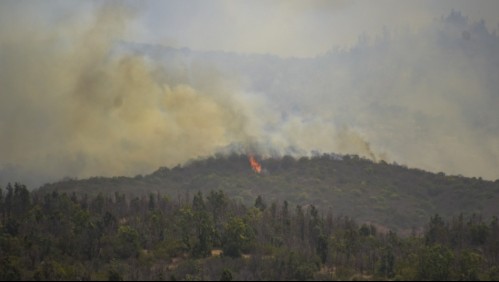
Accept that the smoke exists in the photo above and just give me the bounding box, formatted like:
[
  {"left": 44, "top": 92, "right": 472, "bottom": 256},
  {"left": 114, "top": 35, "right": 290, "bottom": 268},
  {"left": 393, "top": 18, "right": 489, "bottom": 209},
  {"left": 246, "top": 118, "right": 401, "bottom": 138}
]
[
  {"left": 225, "top": 10, "right": 499, "bottom": 180},
  {"left": 1, "top": 3, "right": 498, "bottom": 187},
  {"left": 137, "top": 10, "right": 499, "bottom": 180},
  {"left": 0, "top": 2, "right": 262, "bottom": 187}
]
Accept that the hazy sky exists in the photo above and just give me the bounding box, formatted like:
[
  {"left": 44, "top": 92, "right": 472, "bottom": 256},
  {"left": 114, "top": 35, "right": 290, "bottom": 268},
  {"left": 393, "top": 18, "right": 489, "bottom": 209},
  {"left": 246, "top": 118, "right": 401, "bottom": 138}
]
[
  {"left": 135, "top": 0, "right": 499, "bottom": 57},
  {"left": 15, "top": 0, "right": 499, "bottom": 57},
  {"left": 1, "top": 0, "right": 499, "bottom": 187}
]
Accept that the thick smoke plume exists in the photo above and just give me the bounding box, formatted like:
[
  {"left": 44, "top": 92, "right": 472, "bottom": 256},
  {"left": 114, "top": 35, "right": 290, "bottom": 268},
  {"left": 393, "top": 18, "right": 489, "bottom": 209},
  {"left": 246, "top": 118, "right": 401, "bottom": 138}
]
[
  {"left": 250, "top": 11, "right": 499, "bottom": 180},
  {"left": 0, "top": 3, "right": 261, "bottom": 187},
  {"left": 135, "top": 10, "right": 499, "bottom": 180},
  {"left": 1, "top": 4, "right": 498, "bottom": 187}
]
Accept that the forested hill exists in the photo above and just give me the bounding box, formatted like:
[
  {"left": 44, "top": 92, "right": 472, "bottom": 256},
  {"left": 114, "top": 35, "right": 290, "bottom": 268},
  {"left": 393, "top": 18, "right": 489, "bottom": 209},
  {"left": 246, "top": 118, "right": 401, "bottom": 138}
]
[{"left": 38, "top": 154, "right": 499, "bottom": 231}]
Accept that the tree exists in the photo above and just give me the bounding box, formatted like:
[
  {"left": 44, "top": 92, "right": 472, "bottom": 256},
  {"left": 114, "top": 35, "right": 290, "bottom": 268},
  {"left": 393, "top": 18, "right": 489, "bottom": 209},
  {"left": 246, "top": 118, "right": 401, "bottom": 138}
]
[
  {"left": 13, "top": 183, "right": 30, "bottom": 215},
  {"left": 193, "top": 191, "right": 206, "bottom": 212},
  {"left": 317, "top": 234, "right": 329, "bottom": 264},
  {"left": 457, "top": 250, "right": 483, "bottom": 281},
  {"left": 190, "top": 191, "right": 216, "bottom": 257},
  {"left": 207, "top": 190, "right": 229, "bottom": 229},
  {"left": 0, "top": 187, "right": 5, "bottom": 225},
  {"left": 0, "top": 257, "right": 21, "bottom": 281},
  {"left": 148, "top": 193, "right": 156, "bottom": 211},
  {"left": 254, "top": 195, "right": 266, "bottom": 212},
  {"left": 425, "top": 214, "right": 448, "bottom": 245},
  {"left": 33, "top": 260, "right": 67, "bottom": 281},
  {"left": 115, "top": 226, "right": 140, "bottom": 259},
  {"left": 91, "top": 193, "right": 105, "bottom": 214},
  {"left": 177, "top": 207, "right": 197, "bottom": 252},
  {"left": 285, "top": 251, "right": 319, "bottom": 280},
  {"left": 220, "top": 268, "right": 233, "bottom": 281},
  {"left": 470, "top": 223, "right": 489, "bottom": 246},
  {"left": 378, "top": 247, "right": 395, "bottom": 279},
  {"left": 296, "top": 205, "right": 306, "bottom": 242},
  {"left": 5, "top": 183, "right": 13, "bottom": 219},
  {"left": 106, "top": 260, "right": 125, "bottom": 281},
  {"left": 0, "top": 187, "right": 3, "bottom": 223},
  {"left": 281, "top": 200, "right": 290, "bottom": 234},
  {"left": 192, "top": 210, "right": 215, "bottom": 258},
  {"left": 222, "top": 217, "right": 254, "bottom": 258},
  {"left": 417, "top": 244, "right": 454, "bottom": 280}
]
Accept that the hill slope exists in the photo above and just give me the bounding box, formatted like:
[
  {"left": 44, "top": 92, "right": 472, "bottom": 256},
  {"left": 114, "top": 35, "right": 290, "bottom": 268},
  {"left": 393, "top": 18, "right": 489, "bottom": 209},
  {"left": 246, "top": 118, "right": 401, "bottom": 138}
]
[{"left": 39, "top": 154, "right": 499, "bottom": 231}]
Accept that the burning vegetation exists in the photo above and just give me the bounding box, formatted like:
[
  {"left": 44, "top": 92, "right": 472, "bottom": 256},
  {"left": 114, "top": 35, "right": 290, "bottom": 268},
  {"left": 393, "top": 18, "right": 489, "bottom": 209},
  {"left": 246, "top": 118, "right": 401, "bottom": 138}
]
[{"left": 248, "top": 155, "right": 262, "bottom": 173}]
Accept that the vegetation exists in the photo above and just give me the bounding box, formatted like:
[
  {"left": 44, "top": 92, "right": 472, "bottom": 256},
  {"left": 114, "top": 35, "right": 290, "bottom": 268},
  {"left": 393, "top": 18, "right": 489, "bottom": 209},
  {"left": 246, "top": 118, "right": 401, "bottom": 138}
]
[
  {"left": 1, "top": 183, "right": 499, "bottom": 280},
  {"left": 40, "top": 154, "right": 499, "bottom": 231}
]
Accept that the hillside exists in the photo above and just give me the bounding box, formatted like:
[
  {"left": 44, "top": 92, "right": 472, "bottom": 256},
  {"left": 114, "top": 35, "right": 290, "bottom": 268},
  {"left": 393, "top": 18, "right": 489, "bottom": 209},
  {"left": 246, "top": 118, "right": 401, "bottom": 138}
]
[{"left": 39, "top": 154, "right": 499, "bottom": 231}]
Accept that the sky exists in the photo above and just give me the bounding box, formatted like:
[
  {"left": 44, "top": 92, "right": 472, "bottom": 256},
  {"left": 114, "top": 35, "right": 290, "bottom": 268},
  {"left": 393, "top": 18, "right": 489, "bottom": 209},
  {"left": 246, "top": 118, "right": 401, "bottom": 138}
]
[
  {"left": 136, "top": 0, "right": 499, "bottom": 57},
  {"left": 17, "top": 0, "right": 498, "bottom": 57},
  {"left": 1, "top": 0, "right": 499, "bottom": 187}
]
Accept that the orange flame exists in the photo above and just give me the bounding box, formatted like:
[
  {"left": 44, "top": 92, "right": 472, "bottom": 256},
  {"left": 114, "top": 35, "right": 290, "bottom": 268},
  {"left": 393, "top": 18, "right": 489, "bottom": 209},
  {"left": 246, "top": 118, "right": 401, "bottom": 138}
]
[{"left": 248, "top": 155, "right": 262, "bottom": 173}]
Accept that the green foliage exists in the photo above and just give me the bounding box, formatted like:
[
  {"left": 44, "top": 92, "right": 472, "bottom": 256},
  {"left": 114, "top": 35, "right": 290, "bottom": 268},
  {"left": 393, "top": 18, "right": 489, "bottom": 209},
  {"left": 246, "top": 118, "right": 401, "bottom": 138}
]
[
  {"left": 33, "top": 260, "right": 68, "bottom": 281},
  {"left": 39, "top": 154, "right": 499, "bottom": 232},
  {"left": 207, "top": 190, "right": 228, "bottom": 225},
  {"left": 220, "top": 268, "right": 233, "bottom": 281},
  {"left": 107, "top": 262, "right": 124, "bottom": 281},
  {"left": 469, "top": 222, "right": 489, "bottom": 245},
  {"left": 222, "top": 217, "right": 254, "bottom": 258},
  {"left": 115, "top": 225, "right": 141, "bottom": 259},
  {"left": 254, "top": 195, "right": 266, "bottom": 212},
  {"left": 378, "top": 247, "right": 395, "bottom": 279},
  {"left": 1, "top": 180, "right": 499, "bottom": 280},
  {"left": 192, "top": 210, "right": 215, "bottom": 258},
  {"left": 316, "top": 234, "right": 328, "bottom": 264},
  {"left": 489, "top": 266, "right": 499, "bottom": 281},
  {"left": 0, "top": 257, "right": 21, "bottom": 281},
  {"left": 457, "top": 250, "right": 483, "bottom": 281},
  {"left": 425, "top": 213, "right": 447, "bottom": 245},
  {"left": 417, "top": 244, "right": 454, "bottom": 281}
]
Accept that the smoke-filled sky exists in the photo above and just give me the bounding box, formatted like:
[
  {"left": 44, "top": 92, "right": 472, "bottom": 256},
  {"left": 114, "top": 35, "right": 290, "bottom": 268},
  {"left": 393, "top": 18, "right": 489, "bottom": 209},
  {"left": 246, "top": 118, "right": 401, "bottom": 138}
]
[
  {"left": 1, "top": 0, "right": 499, "bottom": 187},
  {"left": 138, "top": 0, "right": 499, "bottom": 57}
]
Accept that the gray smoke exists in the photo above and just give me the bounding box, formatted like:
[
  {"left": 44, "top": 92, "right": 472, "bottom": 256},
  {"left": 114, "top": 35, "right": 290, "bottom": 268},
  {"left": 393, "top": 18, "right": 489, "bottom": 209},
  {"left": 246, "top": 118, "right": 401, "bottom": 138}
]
[
  {"left": 1, "top": 4, "right": 498, "bottom": 188},
  {"left": 0, "top": 2, "right": 261, "bottom": 188},
  {"left": 136, "top": 10, "right": 499, "bottom": 180}
]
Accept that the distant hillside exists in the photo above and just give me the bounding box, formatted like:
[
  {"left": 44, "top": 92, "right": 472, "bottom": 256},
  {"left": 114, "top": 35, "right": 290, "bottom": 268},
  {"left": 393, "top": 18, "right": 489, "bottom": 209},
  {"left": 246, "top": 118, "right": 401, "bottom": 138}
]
[{"left": 38, "top": 154, "right": 499, "bottom": 232}]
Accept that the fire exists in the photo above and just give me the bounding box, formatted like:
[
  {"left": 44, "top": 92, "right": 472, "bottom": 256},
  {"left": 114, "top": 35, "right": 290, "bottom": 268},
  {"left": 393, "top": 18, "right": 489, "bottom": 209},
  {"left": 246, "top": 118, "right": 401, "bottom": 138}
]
[{"left": 248, "top": 155, "right": 262, "bottom": 173}]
